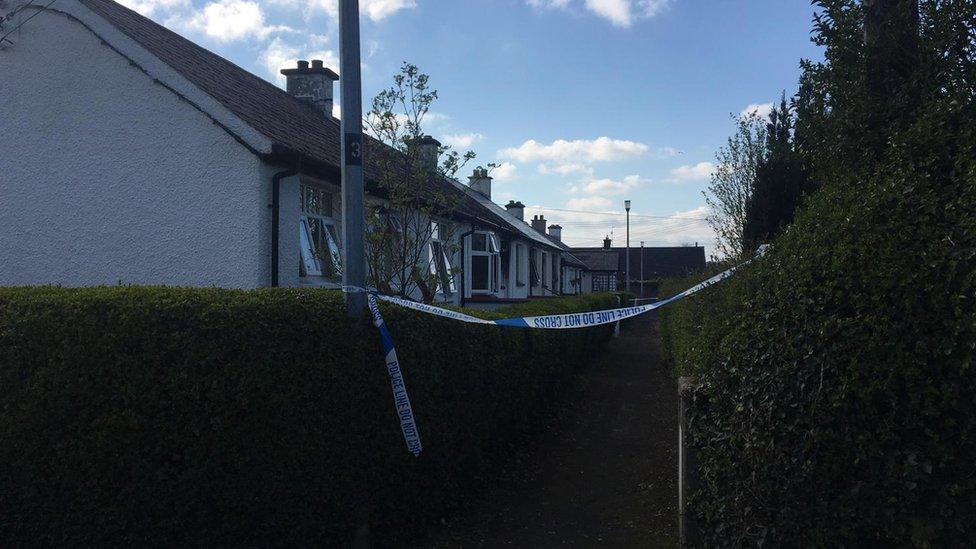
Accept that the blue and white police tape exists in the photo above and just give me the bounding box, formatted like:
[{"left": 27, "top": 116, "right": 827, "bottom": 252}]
[
  {"left": 367, "top": 293, "right": 423, "bottom": 456},
  {"left": 354, "top": 245, "right": 767, "bottom": 455},
  {"left": 363, "top": 244, "right": 769, "bottom": 330}
]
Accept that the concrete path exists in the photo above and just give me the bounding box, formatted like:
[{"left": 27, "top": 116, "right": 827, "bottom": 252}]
[{"left": 424, "top": 314, "right": 678, "bottom": 547}]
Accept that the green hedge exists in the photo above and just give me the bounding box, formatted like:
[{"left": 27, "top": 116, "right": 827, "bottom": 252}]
[
  {"left": 659, "top": 129, "right": 976, "bottom": 542},
  {"left": 0, "top": 288, "right": 616, "bottom": 546}
]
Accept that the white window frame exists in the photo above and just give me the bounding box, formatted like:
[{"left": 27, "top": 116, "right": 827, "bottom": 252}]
[
  {"left": 466, "top": 231, "right": 500, "bottom": 295},
  {"left": 428, "top": 221, "right": 457, "bottom": 297},
  {"left": 514, "top": 243, "right": 526, "bottom": 287},
  {"left": 299, "top": 184, "right": 342, "bottom": 280}
]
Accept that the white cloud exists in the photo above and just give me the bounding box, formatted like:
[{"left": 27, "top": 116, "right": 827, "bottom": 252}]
[
  {"left": 289, "top": 0, "right": 414, "bottom": 22},
  {"left": 499, "top": 136, "right": 648, "bottom": 166},
  {"left": 538, "top": 162, "right": 594, "bottom": 177},
  {"left": 490, "top": 162, "right": 519, "bottom": 182},
  {"left": 667, "top": 162, "right": 715, "bottom": 182},
  {"left": 170, "top": 0, "right": 292, "bottom": 43},
  {"left": 362, "top": 0, "right": 417, "bottom": 20},
  {"left": 566, "top": 196, "right": 613, "bottom": 211},
  {"left": 584, "top": 0, "right": 632, "bottom": 27},
  {"left": 529, "top": 0, "right": 668, "bottom": 26},
  {"left": 655, "top": 146, "right": 681, "bottom": 158},
  {"left": 441, "top": 133, "right": 484, "bottom": 149},
  {"left": 117, "top": 0, "right": 187, "bottom": 16},
  {"left": 261, "top": 37, "right": 339, "bottom": 85},
  {"left": 583, "top": 174, "right": 646, "bottom": 195},
  {"left": 740, "top": 102, "right": 774, "bottom": 120}
]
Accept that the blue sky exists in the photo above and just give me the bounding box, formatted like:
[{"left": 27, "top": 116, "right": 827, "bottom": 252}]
[{"left": 125, "top": 0, "right": 823, "bottom": 254}]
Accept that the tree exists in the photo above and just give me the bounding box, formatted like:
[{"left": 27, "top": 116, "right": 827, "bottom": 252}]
[
  {"left": 703, "top": 111, "right": 768, "bottom": 260},
  {"left": 742, "top": 94, "right": 813, "bottom": 251},
  {"left": 363, "top": 63, "right": 475, "bottom": 302}
]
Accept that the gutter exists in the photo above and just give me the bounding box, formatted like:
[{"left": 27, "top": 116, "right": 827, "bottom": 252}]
[{"left": 270, "top": 168, "right": 298, "bottom": 287}]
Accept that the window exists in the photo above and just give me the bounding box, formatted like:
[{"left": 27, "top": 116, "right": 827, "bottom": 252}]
[
  {"left": 530, "top": 248, "right": 540, "bottom": 286},
  {"left": 428, "top": 222, "right": 456, "bottom": 296},
  {"left": 551, "top": 254, "right": 559, "bottom": 290},
  {"left": 300, "top": 184, "right": 342, "bottom": 279},
  {"left": 468, "top": 231, "right": 500, "bottom": 294},
  {"left": 592, "top": 273, "right": 617, "bottom": 293},
  {"left": 541, "top": 251, "right": 549, "bottom": 289},
  {"left": 515, "top": 244, "right": 525, "bottom": 286}
]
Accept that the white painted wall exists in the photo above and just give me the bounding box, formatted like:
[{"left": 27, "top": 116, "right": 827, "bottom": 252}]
[{"left": 0, "top": 6, "right": 275, "bottom": 287}]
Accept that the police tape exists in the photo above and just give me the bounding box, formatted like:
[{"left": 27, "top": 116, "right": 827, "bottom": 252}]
[
  {"left": 355, "top": 246, "right": 767, "bottom": 454},
  {"left": 365, "top": 245, "right": 768, "bottom": 330},
  {"left": 367, "top": 293, "right": 423, "bottom": 456}
]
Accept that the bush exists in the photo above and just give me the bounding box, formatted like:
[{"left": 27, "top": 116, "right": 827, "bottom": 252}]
[
  {"left": 0, "top": 287, "right": 616, "bottom": 546},
  {"left": 660, "top": 107, "right": 976, "bottom": 544}
]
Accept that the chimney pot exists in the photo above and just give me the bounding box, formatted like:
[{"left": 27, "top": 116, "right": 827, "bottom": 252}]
[
  {"left": 408, "top": 135, "right": 441, "bottom": 172},
  {"left": 468, "top": 166, "right": 492, "bottom": 198},
  {"left": 505, "top": 200, "right": 525, "bottom": 221},
  {"left": 281, "top": 60, "right": 339, "bottom": 118},
  {"left": 603, "top": 235, "right": 612, "bottom": 250},
  {"left": 548, "top": 224, "right": 562, "bottom": 242},
  {"left": 531, "top": 215, "right": 547, "bottom": 234}
]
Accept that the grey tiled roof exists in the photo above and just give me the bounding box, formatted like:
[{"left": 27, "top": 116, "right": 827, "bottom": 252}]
[
  {"left": 80, "top": 0, "right": 342, "bottom": 166},
  {"left": 77, "top": 0, "right": 554, "bottom": 245},
  {"left": 573, "top": 251, "right": 620, "bottom": 272}
]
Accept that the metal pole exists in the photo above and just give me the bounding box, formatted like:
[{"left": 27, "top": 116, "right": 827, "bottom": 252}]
[
  {"left": 625, "top": 200, "right": 631, "bottom": 293},
  {"left": 339, "top": 0, "right": 366, "bottom": 318},
  {"left": 640, "top": 241, "right": 644, "bottom": 299}
]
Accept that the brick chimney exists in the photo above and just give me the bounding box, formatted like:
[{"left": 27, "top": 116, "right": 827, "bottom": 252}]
[
  {"left": 531, "top": 215, "right": 547, "bottom": 234},
  {"left": 505, "top": 200, "right": 525, "bottom": 221},
  {"left": 280, "top": 59, "right": 339, "bottom": 118},
  {"left": 548, "top": 224, "right": 562, "bottom": 241},
  {"left": 468, "top": 167, "right": 492, "bottom": 199},
  {"left": 603, "top": 235, "right": 612, "bottom": 249}
]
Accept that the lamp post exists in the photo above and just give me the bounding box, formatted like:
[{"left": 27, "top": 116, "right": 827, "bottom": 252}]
[
  {"left": 339, "top": 0, "right": 366, "bottom": 318},
  {"left": 640, "top": 241, "right": 645, "bottom": 299},
  {"left": 624, "top": 200, "right": 631, "bottom": 293}
]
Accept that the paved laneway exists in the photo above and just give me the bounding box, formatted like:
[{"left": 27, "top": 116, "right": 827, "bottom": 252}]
[{"left": 425, "top": 314, "right": 678, "bottom": 547}]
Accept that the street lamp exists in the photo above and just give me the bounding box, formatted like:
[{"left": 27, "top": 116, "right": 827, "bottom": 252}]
[
  {"left": 640, "top": 241, "right": 645, "bottom": 299},
  {"left": 624, "top": 200, "right": 631, "bottom": 293}
]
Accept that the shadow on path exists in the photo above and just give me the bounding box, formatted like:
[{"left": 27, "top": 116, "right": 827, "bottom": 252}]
[{"left": 424, "top": 314, "right": 678, "bottom": 548}]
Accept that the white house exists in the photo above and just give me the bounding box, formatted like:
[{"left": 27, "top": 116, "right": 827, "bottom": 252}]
[{"left": 0, "top": 0, "right": 588, "bottom": 306}]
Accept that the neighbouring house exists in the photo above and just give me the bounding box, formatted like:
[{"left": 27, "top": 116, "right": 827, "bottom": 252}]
[
  {"left": 571, "top": 237, "right": 706, "bottom": 295},
  {"left": 573, "top": 237, "right": 621, "bottom": 294},
  {"left": 0, "top": 0, "right": 575, "bottom": 306}
]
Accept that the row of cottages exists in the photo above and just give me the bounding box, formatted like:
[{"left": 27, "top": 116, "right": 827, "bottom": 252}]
[{"left": 0, "top": 0, "right": 594, "bottom": 307}]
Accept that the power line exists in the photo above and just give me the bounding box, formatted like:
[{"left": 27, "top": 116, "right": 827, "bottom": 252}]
[{"left": 527, "top": 205, "right": 708, "bottom": 222}]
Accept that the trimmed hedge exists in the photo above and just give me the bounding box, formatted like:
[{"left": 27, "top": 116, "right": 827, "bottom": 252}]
[
  {"left": 0, "top": 287, "right": 616, "bottom": 546},
  {"left": 659, "top": 119, "right": 976, "bottom": 543}
]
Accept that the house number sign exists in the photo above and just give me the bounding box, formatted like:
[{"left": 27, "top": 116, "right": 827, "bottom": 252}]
[{"left": 344, "top": 133, "right": 363, "bottom": 166}]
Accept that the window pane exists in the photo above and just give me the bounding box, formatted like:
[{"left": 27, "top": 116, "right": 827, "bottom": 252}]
[
  {"left": 515, "top": 245, "right": 524, "bottom": 285},
  {"left": 530, "top": 250, "right": 539, "bottom": 286},
  {"left": 487, "top": 233, "right": 499, "bottom": 254},
  {"left": 301, "top": 184, "right": 333, "bottom": 217},
  {"left": 471, "top": 255, "right": 489, "bottom": 291},
  {"left": 471, "top": 233, "right": 487, "bottom": 252},
  {"left": 429, "top": 242, "right": 441, "bottom": 275},
  {"left": 325, "top": 224, "right": 342, "bottom": 278},
  {"left": 299, "top": 218, "right": 323, "bottom": 276},
  {"left": 442, "top": 249, "right": 457, "bottom": 294}
]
